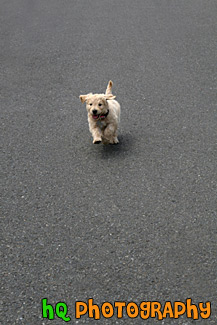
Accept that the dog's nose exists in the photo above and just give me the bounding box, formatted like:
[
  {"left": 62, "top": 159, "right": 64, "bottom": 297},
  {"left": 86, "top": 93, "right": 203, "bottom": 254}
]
[{"left": 92, "top": 109, "right": 98, "bottom": 115}]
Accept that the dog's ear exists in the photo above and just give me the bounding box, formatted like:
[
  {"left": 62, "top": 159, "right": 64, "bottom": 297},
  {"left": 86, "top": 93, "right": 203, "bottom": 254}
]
[
  {"left": 79, "top": 93, "right": 93, "bottom": 103},
  {"left": 105, "top": 94, "right": 116, "bottom": 100},
  {"left": 79, "top": 95, "right": 88, "bottom": 103}
]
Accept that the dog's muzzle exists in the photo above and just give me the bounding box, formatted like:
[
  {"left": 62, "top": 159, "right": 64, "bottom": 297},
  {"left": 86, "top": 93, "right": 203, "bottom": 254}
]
[{"left": 92, "top": 110, "right": 109, "bottom": 120}]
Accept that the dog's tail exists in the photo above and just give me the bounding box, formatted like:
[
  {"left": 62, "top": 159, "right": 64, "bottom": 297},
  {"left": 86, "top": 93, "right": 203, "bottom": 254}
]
[{"left": 105, "top": 80, "right": 113, "bottom": 95}]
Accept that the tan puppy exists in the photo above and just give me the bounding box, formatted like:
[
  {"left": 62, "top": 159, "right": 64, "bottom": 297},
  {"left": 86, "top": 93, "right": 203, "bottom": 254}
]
[{"left": 79, "top": 81, "right": 121, "bottom": 144}]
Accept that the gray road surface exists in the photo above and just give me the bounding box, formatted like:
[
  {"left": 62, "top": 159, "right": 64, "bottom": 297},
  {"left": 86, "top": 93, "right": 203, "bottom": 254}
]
[{"left": 1, "top": 0, "right": 217, "bottom": 324}]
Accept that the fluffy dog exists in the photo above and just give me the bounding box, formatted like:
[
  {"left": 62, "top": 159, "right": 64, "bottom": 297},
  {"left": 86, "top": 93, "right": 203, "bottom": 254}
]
[{"left": 79, "top": 81, "right": 121, "bottom": 144}]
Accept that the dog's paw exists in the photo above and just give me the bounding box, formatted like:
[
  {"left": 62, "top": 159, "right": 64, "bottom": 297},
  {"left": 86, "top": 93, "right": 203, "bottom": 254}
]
[
  {"left": 109, "top": 137, "right": 119, "bottom": 145},
  {"left": 93, "top": 139, "right": 102, "bottom": 144}
]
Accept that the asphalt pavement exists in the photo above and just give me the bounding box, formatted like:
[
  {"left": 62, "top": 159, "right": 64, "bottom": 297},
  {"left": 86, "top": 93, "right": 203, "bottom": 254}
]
[{"left": 1, "top": 0, "right": 217, "bottom": 324}]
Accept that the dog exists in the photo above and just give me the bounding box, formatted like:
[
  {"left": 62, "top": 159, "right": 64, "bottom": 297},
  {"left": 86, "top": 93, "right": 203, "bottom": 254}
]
[{"left": 79, "top": 80, "right": 121, "bottom": 144}]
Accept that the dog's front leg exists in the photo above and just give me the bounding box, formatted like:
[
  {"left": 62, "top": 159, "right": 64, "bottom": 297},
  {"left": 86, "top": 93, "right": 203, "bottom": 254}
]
[
  {"left": 103, "top": 124, "right": 119, "bottom": 144},
  {"left": 88, "top": 117, "right": 102, "bottom": 144},
  {"left": 90, "top": 125, "right": 102, "bottom": 144}
]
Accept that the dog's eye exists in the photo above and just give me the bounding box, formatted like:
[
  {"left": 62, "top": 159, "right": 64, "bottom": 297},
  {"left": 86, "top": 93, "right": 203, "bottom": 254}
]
[
  {"left": 89, "top": 103, "right": 92, "bottom": 106},
  {"left": 98, "top": 103, "right": 102, "bottom": 107}
]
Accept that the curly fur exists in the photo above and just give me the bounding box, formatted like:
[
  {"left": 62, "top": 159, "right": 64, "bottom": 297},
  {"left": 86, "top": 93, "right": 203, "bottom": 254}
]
[{"left": 79, "top": 81, "right": 121, "bottom": 144}]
